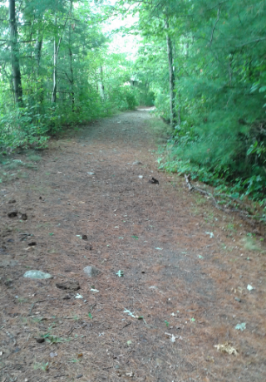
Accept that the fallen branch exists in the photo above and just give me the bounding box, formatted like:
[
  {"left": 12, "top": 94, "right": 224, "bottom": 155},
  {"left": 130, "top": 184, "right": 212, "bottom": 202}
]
[
  {"left": 184, "top": 174, "right": 264, "bottom": 227},
  {"left": 185, "top": 174, "right": 221, "bottom": 209}
]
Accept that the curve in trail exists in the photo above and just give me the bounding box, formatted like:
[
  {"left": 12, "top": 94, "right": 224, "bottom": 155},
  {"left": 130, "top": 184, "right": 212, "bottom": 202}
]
[{"left": 0, "top": 109, "right": 265, "bottom": 382}]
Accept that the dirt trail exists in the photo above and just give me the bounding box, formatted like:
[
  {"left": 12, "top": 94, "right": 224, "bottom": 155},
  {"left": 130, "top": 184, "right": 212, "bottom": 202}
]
[{"left": 0, "top": 109, "right": 266, "bottom": 382}]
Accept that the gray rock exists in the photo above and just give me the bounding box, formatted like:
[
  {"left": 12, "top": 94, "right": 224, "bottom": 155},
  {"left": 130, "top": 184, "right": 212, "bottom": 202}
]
[
  {"left": 132, "top": 161, "right": 142, "bottom": 165},
  {"left": 83, "top": 266, "right": 101, "bottom": 277},
  {"left": 23, "top": 270, "right": 52, "bottom": 279}
]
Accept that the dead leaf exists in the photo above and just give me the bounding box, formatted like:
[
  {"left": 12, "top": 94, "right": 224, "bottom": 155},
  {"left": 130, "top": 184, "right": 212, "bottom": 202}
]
[
  {"left": 214, "top": 342, "right": 238, "bottom": 355},
  {"left": 125, "top": 371, "right": 134, "bottom": 377}
]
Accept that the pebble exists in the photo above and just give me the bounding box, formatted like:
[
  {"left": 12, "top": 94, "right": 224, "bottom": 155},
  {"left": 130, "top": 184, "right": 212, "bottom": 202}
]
[
  {"left": 83, "top": 266, "right": 101, "bottom": 277},
  {"left": 23, "top": 270, "right": 52, "bottom": 279}
]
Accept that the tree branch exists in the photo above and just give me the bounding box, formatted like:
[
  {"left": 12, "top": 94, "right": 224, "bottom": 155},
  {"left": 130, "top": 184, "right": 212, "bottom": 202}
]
[{"left": 209, "top": 7, "right": 221, "bottom": 46}]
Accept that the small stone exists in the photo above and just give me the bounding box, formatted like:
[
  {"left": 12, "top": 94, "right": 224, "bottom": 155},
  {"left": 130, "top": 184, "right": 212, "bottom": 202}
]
[
  {"left": 85, "top": 244, "right": 93, "bottom": 250},
  {"left": 76, "top": 375, "right": 83, "bottom": 379},
  {"left": 20, "top": 213, "right": 28, "bottom": 221},
  {"left": 133, "top": 161, "right": 142, "bottom": 165},
  {"left": 8, "top": 211, "right": 18, "bottom": 218},
  {"left": 56, "top": 281, "right": 80, "bottom": 291},
  {"left": 4, "top": 279, "right": 13, "bottom": 287},
  {"left": 23, "top": 270, "right": 52, "bottom": 279},
  {"left": 82, "top": 235, "right": 88, "bottom": 240},
  {"left": 8, "top": 199, "right": 16, "bottom": 204},
  {"left": 83, "top": 266, "right": 101, "bottom": 277},
  {"left": 35, "top": 338, "right": 45, "bottom": 343},
  {"left": 235, "top": 297, "right": 241, "bottom": 303}
]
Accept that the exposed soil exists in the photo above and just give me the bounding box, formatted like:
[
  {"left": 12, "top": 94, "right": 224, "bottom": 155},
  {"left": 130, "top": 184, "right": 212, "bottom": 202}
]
[{"left": 0, "top": 109, "right": 266, "bottom": 382}]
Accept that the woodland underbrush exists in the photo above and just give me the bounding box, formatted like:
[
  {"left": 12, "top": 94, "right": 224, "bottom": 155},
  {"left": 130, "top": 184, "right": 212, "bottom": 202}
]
[{"left": 155, "top": 116, "right": 266, "bottom": 222}]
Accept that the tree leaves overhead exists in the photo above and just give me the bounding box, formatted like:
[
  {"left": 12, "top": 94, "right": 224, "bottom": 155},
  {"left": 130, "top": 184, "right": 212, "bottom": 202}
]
[{"left": 0, "top": 0, "right": 138, "bottom": 150}]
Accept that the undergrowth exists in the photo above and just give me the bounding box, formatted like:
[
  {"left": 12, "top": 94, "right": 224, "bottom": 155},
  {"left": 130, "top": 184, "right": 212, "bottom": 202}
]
[{"left": 156, "top": 119, "right": 266, "bottom": 223}]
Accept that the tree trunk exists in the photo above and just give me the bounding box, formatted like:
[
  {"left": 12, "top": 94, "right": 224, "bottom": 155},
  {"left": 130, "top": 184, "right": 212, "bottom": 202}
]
[
  {"left": 165, "top": 21, "right": 176, "bottom": 127},
  {"left": 98, "top": 66, "right": 105, "bottom": 100},
  {"left": 35, "top": 36, "right": 43, "bottom": 67},
  {"left": 35, "top": 30, "right": 44, "bottom": 105},
  {"left": 52, "top": 37, "right": 57, "bottom": 104},
  {"left": 69, "top": 0, "right": 74, "bottom": 111},
  {"left": 9, "top": 0, "right": 23, "bottom": 106}
]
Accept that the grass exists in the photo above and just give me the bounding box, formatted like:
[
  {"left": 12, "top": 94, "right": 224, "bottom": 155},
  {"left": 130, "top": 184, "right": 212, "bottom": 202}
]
[
  {"left": 40, "top": 332, "right": 68, "bottom": 344},
  {"left": 0, "top": 155, "right": 39, "bottom": 183},
  {"left": 27, "top": 154, "right": 42, "bottom": 162},
  {"left": 33, "top": 361, "right": 49, "bottom": 372},
  {"left": 226, "top": 223, "right": 237, "bottom": 232},
  {"left": 16, "top": 297, "right": 29, "bottom": 304},
  {"left": 31, "top": 317, "right": 43, "bottom": 324},
  {"left": 72, "top": 314, "right": 80, "bottom": 321},
  {"left": 242, "top": 236, "right": 261, "bottom": 252},
  {"left": 147, "top": 117, "right": 172, "bottom": 143}
]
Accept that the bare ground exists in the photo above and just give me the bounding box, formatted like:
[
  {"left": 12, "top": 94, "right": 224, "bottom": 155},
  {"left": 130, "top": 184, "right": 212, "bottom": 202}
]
[{"left": 0, "top": 109, "right": 266, "bottom": 382}]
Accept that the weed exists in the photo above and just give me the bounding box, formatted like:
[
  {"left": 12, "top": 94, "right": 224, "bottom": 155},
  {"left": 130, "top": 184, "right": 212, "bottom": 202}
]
[
  {"left": 33, "top": 362, "right": 49, "bottom": 372},
  {"left": 40, "top": 332, "right": 66, "bottom": 344},
  {"left": 24, "top": 163, "right": 38, "bottom": 170},
  {"left": 17, "top": 297, "right": 29, "bottom": 304},
  {"left": 194, "top": 195, "right": 206, "bottom": 206},
  {"left": 204, "top": 212, "right": 215, "bottom": 223},
  {"left": 226, "top": 223, "right": 237, "bottom": 232},
  {"left": 31, "top": 317, "right": 43, "bottom": 324},
  {"left": 17, "top": 170, "right": 29, "bottom": 178},
  {"left": 69, "top": 358, "right": 81, "bottom": 363},
  {"left": 27, "top": 154, "right": 42, "bottom": 162},
  {"left": 242, "top": 237, "right": 261, "bottom": 252}
]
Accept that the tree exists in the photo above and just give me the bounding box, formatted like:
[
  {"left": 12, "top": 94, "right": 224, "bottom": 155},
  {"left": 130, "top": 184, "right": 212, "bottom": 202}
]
[{"left": 9, "top": 0, "right": 23, "bottom": 105}]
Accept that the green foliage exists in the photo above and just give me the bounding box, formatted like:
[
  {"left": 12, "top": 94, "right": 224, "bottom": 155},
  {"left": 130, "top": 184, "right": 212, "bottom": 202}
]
[
  {"left": 0, "top": 0, "right": 142, "bottom": 152},
  {"left": 124, "top": 0, "right": 266, "bottom": 201}
]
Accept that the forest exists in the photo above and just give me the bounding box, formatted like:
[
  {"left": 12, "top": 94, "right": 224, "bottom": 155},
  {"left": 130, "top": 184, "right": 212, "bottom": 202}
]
[{"left": 1, "top": 0, "right": 266, "bottom": 204}]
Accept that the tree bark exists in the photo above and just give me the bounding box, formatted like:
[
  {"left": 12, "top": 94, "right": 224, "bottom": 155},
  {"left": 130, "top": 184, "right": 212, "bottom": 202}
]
[
  {"left": 98, "top": 66, "right": 105, "bottom": 100},
  {"left": 51, "top": 10, "right": 70, "bottom": 104},
  {"left": 35, "top": 36, "right": 43, "bottom": 67},
  {"left": 9, "top": 0, "right": 23, "bottom": 105},
  {"left": 69, "top": 0, "right": 74, "bottom": 111},
  {"left": 52, "top": 37, "right": 58, "bottom": 104},
  {"left": 35, "top": 28, "right": 44, "bottom": 106},
  {"left": 165, "top": 21, "right": 176, "bottom": 127}
]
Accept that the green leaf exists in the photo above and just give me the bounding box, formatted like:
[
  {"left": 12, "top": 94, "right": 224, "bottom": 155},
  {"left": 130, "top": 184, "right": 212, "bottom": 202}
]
[
  {"left": 116, "top": 270, "right": 124, "bottom": 277},
  {"left": 259, "top": 86, "right": 266, "bottom": 93},
  {"left": 235, "top": 323, "right": 246, "bottom": 331}
]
